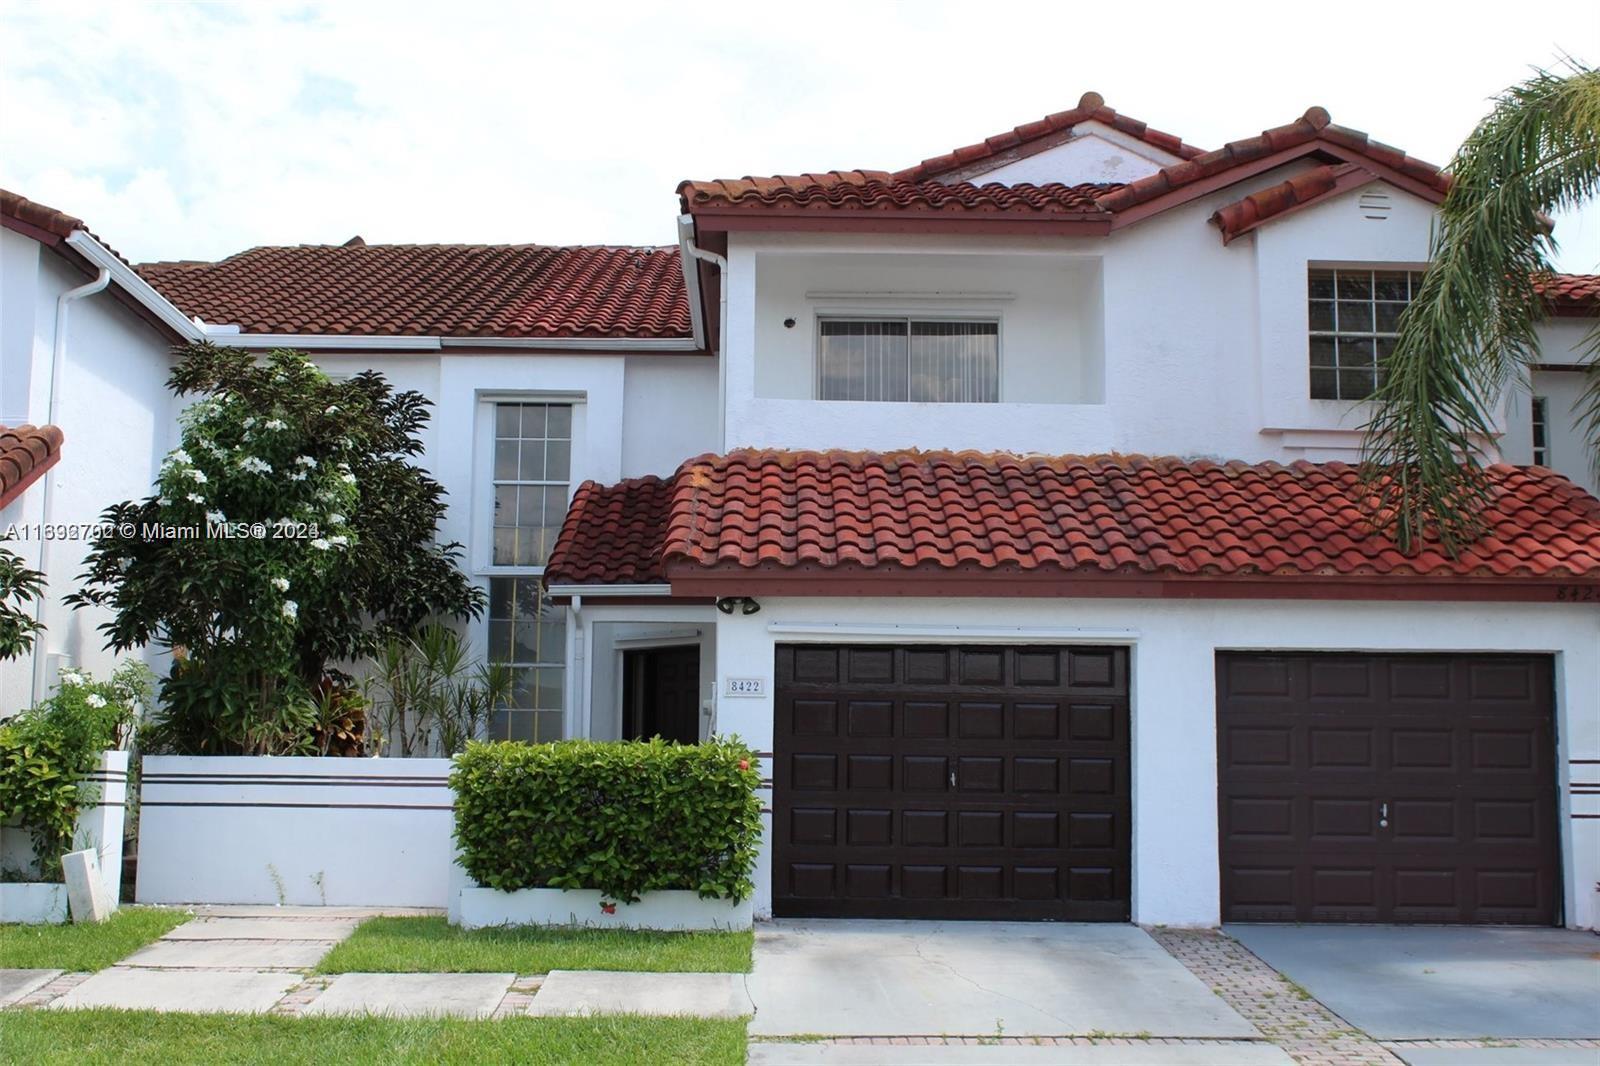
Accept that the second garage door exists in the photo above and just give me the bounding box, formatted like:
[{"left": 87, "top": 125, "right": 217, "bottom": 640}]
[
  {"left": 1217, "top": 652, "right": 1559, "bottom": 924},
  {"left": 773, "top": 644, "right": 1130, "bottom": 921}
]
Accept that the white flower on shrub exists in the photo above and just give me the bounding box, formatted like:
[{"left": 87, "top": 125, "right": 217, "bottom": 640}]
[
  {"left": 288, "top": 471, "right": 307, "bottom": 482},
  {"left": 166, "top": 448, "right": 193, "bottom": 466},
  {"left": 239, "top": 457, "right": 272, "bottom": 475},
  {"left": 295, "top": 456, "right": 317, "bottom": 468},
  {"left": 186, "top": 468, "right": 207, "bottom": 484},
  {"left": 186, "top": 493, "right": 205, "bottom": 504},
  {"left": 243, "top": 416, "right": 258, "bottom": 428},
  {"left": 58, "top": 668, "right": 88, "bottom": 687},
  {"left": 264, "top": 418, "right": 287, "bottom": 430},
  {"left": 157, "top": 497, "right": 171, "bottom": 506},
  {"left": 328, "top": 535, "right": 349, "bottom": 548},
  {"left": 85, "top": 693, "right": 107, "bottom": 708},
  {"left": 340, "top": 473, "right": 357, "bottom": 485},
  {"left": 271, "top": 577, "right": 290, "bottom": 592},
  {"left": 282, "top": 600, "right": 298, "bottom": 620},
  {"left": 325, "top": 404, "right": 340, "bottom": 414},
  {"left": 327, "top": 513, "right": 346, "bottom": 525},
  {"left": 206, "top": 510, "right": 225, "bottom": 524},
  {"left": 310, "top": 538, "right": 331, "bottom": 551}
]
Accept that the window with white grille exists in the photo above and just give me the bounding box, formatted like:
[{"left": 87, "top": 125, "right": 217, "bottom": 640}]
[{"left": 1308, "top": 268, "right": 1423, "bottom": 400}]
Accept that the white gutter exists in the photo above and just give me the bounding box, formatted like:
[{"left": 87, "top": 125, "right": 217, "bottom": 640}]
[
  {"left": 63, "top": 231, "right": 203, "bottom": 342},
  {"left": 677, "top": 214, "right": 728, "bottom": 450},
  {"left": 32, "top": 265, "right": 112, "bottom": 704},
  {"left": 765, "top": 622, "right": 1142, "bottom": 643},
  {"left": 569, "top": 594, "right": 586, "bottom": 742},
  {"left": 196, "top": 331, "right": 703, "bottom": 352},
  {"left": 545, "top": 583, "right": 673, "bottom": 599}
]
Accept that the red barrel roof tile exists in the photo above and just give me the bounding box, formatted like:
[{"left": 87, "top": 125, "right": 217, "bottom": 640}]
[{"left": 0, "top": 424, "right": 64, "bottom": 509}]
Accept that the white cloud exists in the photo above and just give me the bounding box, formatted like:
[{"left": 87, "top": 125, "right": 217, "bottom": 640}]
[{"left": 1, "top": 0, "right": 1596, "bottom": 271}]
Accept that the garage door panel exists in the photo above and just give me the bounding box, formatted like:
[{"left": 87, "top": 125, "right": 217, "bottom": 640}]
[
  {"left": 1218, "top": 652, "right": 1557, "bottom": 925},
  {"left": 775, "top": 644, "right": 1130, "bottom": 921}
]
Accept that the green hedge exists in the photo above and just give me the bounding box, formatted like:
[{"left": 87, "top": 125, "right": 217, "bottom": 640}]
[{"left": 451, "top": 738, "right": 763, "bottom": 904}]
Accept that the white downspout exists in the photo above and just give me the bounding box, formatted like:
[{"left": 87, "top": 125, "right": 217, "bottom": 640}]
[
  {"left": 678, "top": 214, "right": 729, "bottom": 451},
  {"left": 31, "top": 266, "right": 111, "bottom": 705},
  {"left": 569, "top": 594, "right": 585, "bottom": 739}
]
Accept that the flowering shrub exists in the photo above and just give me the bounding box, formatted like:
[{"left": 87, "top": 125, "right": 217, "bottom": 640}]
[
  {"left": 71, "top": 345, "right": 483, "bottom": 755},
  {"left": 0, "top": 663, "right": 149, "bottom": 880}
]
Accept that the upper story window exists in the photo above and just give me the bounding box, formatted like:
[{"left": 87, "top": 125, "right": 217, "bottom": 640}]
[
  {"left": 491, "top": 402, "right": 571, "bottom": 567},
  {"left": 1308, "top": 268, "right": 1423, "bottom": 400},
  {"left": 818, "top": 318, "right": 999, "bottom": 403},
  {"left": 1532, "top": 395, "right": 1550, "bottom": 466}
]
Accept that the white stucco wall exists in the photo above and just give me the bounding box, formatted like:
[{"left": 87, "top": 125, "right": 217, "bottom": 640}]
[
  {"left": 707, "top": 596, "right": 1599, "bottom": 929},
  {"left": 0, "top": 241, "right": 177, "bottom": 710},
  {"left": 720, "top": 169, "right": 1454, "bottom": 463},
  {"left": 1500, "top": 318, "right": 1598, "bottom": 495},
  {"left": 971, "top": 124, "right": 1183, "bottom": 186}
]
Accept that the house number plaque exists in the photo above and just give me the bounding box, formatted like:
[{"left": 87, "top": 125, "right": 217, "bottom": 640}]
[{"left": 723, "top": 677, "right": 766, "bottom": 698}]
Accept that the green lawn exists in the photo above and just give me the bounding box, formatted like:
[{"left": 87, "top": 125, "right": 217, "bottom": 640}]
[
  {"left": 0, "top": 1010, "right": 746, "bottom": 1065},
  {"left": 315, "top": 916, "right": 753, "bottom": 975},
  {"left": 0, "top": 906, "right": 189, "bottom": 971}
]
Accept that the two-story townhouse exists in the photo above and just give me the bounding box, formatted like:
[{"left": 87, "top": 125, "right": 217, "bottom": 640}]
[
  {"left": 3, "top": 93, "right": 1597, "bottom": 932},
  {"left": 545, "top": 97, "right": 1600, "bottom": 931}
]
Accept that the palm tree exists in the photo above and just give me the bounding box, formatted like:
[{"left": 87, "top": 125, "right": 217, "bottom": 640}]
[{"left": 1362, "top": 61, "right": 1600, "bottom": 552}]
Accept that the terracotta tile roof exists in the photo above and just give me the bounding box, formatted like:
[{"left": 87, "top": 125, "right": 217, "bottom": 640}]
[
  {"left": 547, "top": 450, "right": 1600, "bottom": 593},
  {"left": 677, "top": 172, "right": 1117, "bottom": 217},
  {"left": 1209, "top": 163, "right": 1374, "bottom": 243},
  {"left": 894, "top": 92, "right": 1206, "bottom": 183},
  {"left": 0, "top": 424, "right": 64, "bottom": 510},
  {"left": 546, "top": 474, "right": 676, "bottom": 585},
  {"left": 1097, "top": 107, "right": 1448, "bottom": 216},
  {"left": 137, "top": 243, "right": 693, "bottom": 339},
  {"left": 0, "top": 189, "right": 83, "bottom": 241},
  {"left": 1534, "top": 273, "right": 1600, "bottom": 317}
]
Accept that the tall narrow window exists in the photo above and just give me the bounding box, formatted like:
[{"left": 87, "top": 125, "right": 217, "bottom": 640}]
[
  {"left": 487, "top": 401, "right": 572, "bottom": 743},
  {"left": 1308, "top": 268, "right": 1423, "bottom": 400},
  {"left": 492, "top": 403, "right": 571, "bottom": 566},
  {"left": 486, "top": 577, "right": 566, "bottom": 743},
  {"left": 818, "top": 318, "right": 999, "bottom": 402},
  {"left": 1532, "top": 396, "right": 1550, "bottom": 466}
]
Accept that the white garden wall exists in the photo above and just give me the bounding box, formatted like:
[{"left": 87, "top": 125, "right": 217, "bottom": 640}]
[
  {"left": 708, "top": 596, "right": 1600, "bottom": 930},
  {"left": 0, "top": 750, "right": 129, "bottom": 923},
  {"left": 136, "top": 756, "right": 454, "bottom": 907}
]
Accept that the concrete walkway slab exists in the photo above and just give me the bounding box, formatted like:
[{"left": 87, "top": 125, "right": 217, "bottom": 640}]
[
  {"left": 1394, "top": 1049, "right": 1600, "bottom": 1066},
  {"left": 163, "top": 917, "right": 360, "bottom": 941},
  {"left": 301, "top": 972, "right": 513, "bottom": 1019},
  {"left": 527, "top": 971, "right": 753, "bottom": 1018},
  {"left": 50, "top": 968, "right": 300, "bottom": 1013},
  {"left": 119, "top": 938, "right": 338, "bottom": 970},
  {"left": 1227, "top": 925, "right": 1600, "bottom": 1040},
  {"left": 192, "top": 905, "right": 442, "bottom": 919},
  {"left": 748, "top": 1042, "right": 1295, "bottom": 1065},
  {"left": 0, "top": 969, "right": 63, "bottom": 1008},
  {"left": 747, "top": 920, "right": 1259, "bottom": 1039}
]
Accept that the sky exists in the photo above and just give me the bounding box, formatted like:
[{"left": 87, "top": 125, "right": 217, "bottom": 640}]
[{"left": 2, "top": 1, "right": 1598, "bottom": 271}]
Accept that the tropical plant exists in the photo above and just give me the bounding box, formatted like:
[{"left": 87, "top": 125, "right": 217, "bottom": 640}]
[
  {"left": 0, "top": 543, "right": 45, "bottom": 662},
  {"left": 68, "top": 344, "right": 483, "bottom": 754},
  {"left": 365, "top": 624, "right": 512, "bottom": 757},
  {"left": 0, "top": 663, "right": 149, "bottom": 880},
  {"left": 1362, "top": 61, "right": 1600, "bottom": 551}
]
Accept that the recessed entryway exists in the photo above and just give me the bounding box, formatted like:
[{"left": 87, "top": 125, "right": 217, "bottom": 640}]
[
  {"left": 772, "top": 644, "right": 1130, "bottom": 921},
  {"left": 1216, "top": 652, "right": 1559, "bottom": 924},
  {"left": 622, "top": 644, "right": 701, "bottom": 744}
]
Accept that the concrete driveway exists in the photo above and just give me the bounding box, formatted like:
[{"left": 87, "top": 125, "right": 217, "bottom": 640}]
[
  {"left": 1227, "top": 924, "right": 1600, "bottom": 1042},
  {"left": 745, "top": 920, "right": 1264, "bottom": 1041}
]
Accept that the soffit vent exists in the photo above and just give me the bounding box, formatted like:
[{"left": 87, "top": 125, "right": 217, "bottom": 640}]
[{"left": 1358, "top": 191, "right": 1391, "bottom": 221}]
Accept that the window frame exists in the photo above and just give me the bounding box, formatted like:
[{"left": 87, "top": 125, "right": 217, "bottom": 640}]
[
  {"left": 814, "top": 313, "right": 1003, "bottom": 404},
  {"left": 1532, "top": 395, "right": 1550, "bottom": 467},
  {"left": 1307, "top": 266, "right": 1425, "bottom": 402}
]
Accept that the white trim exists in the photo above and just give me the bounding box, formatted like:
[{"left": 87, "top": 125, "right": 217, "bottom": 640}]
[
  {"left": 546, "top": 583, "right": 673, "bottom": 598},
  {"left": 63, "top": 231, "right": 204, "bottom": 341},
  {"left": 765, "top": 621, "right": 1141, "bottom": 643},
  {"left": 804, "top": 290, "right": 1018, "bottom": 302},
  {"left": 611, "top": 627, "right": 704, "bottom": 649},
  {"left": 192, "top": 332, "right": 701, "bottom": 352}
]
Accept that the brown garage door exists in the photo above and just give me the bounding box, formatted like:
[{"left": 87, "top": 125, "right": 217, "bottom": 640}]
[
  {"left": 1217, "top": 652, "right": 1559, "bottom": 925},
  {"left": 773, "top": 644, "right": 1130, "bottom": 920}
]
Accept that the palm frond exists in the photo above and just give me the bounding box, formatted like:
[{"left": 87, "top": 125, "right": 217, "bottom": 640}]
[{"left": 1361, "top": 60, "right": 1600, "bottom": 552}]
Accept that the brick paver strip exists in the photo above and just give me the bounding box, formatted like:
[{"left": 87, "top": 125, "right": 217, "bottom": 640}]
[
  {"left": 1147, "top": 927, "right": 1402, "bottom": 1066},
  {"left": 491, "top": 975, "right": 544, "bottom": 1019},
  {"left": 10, "top": 971, "right": 92, "bottom": 1009}
]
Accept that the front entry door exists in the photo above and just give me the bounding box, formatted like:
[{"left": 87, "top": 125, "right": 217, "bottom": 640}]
[{"left": 624, "top": 645, "right": 701, "bottom": 744}]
